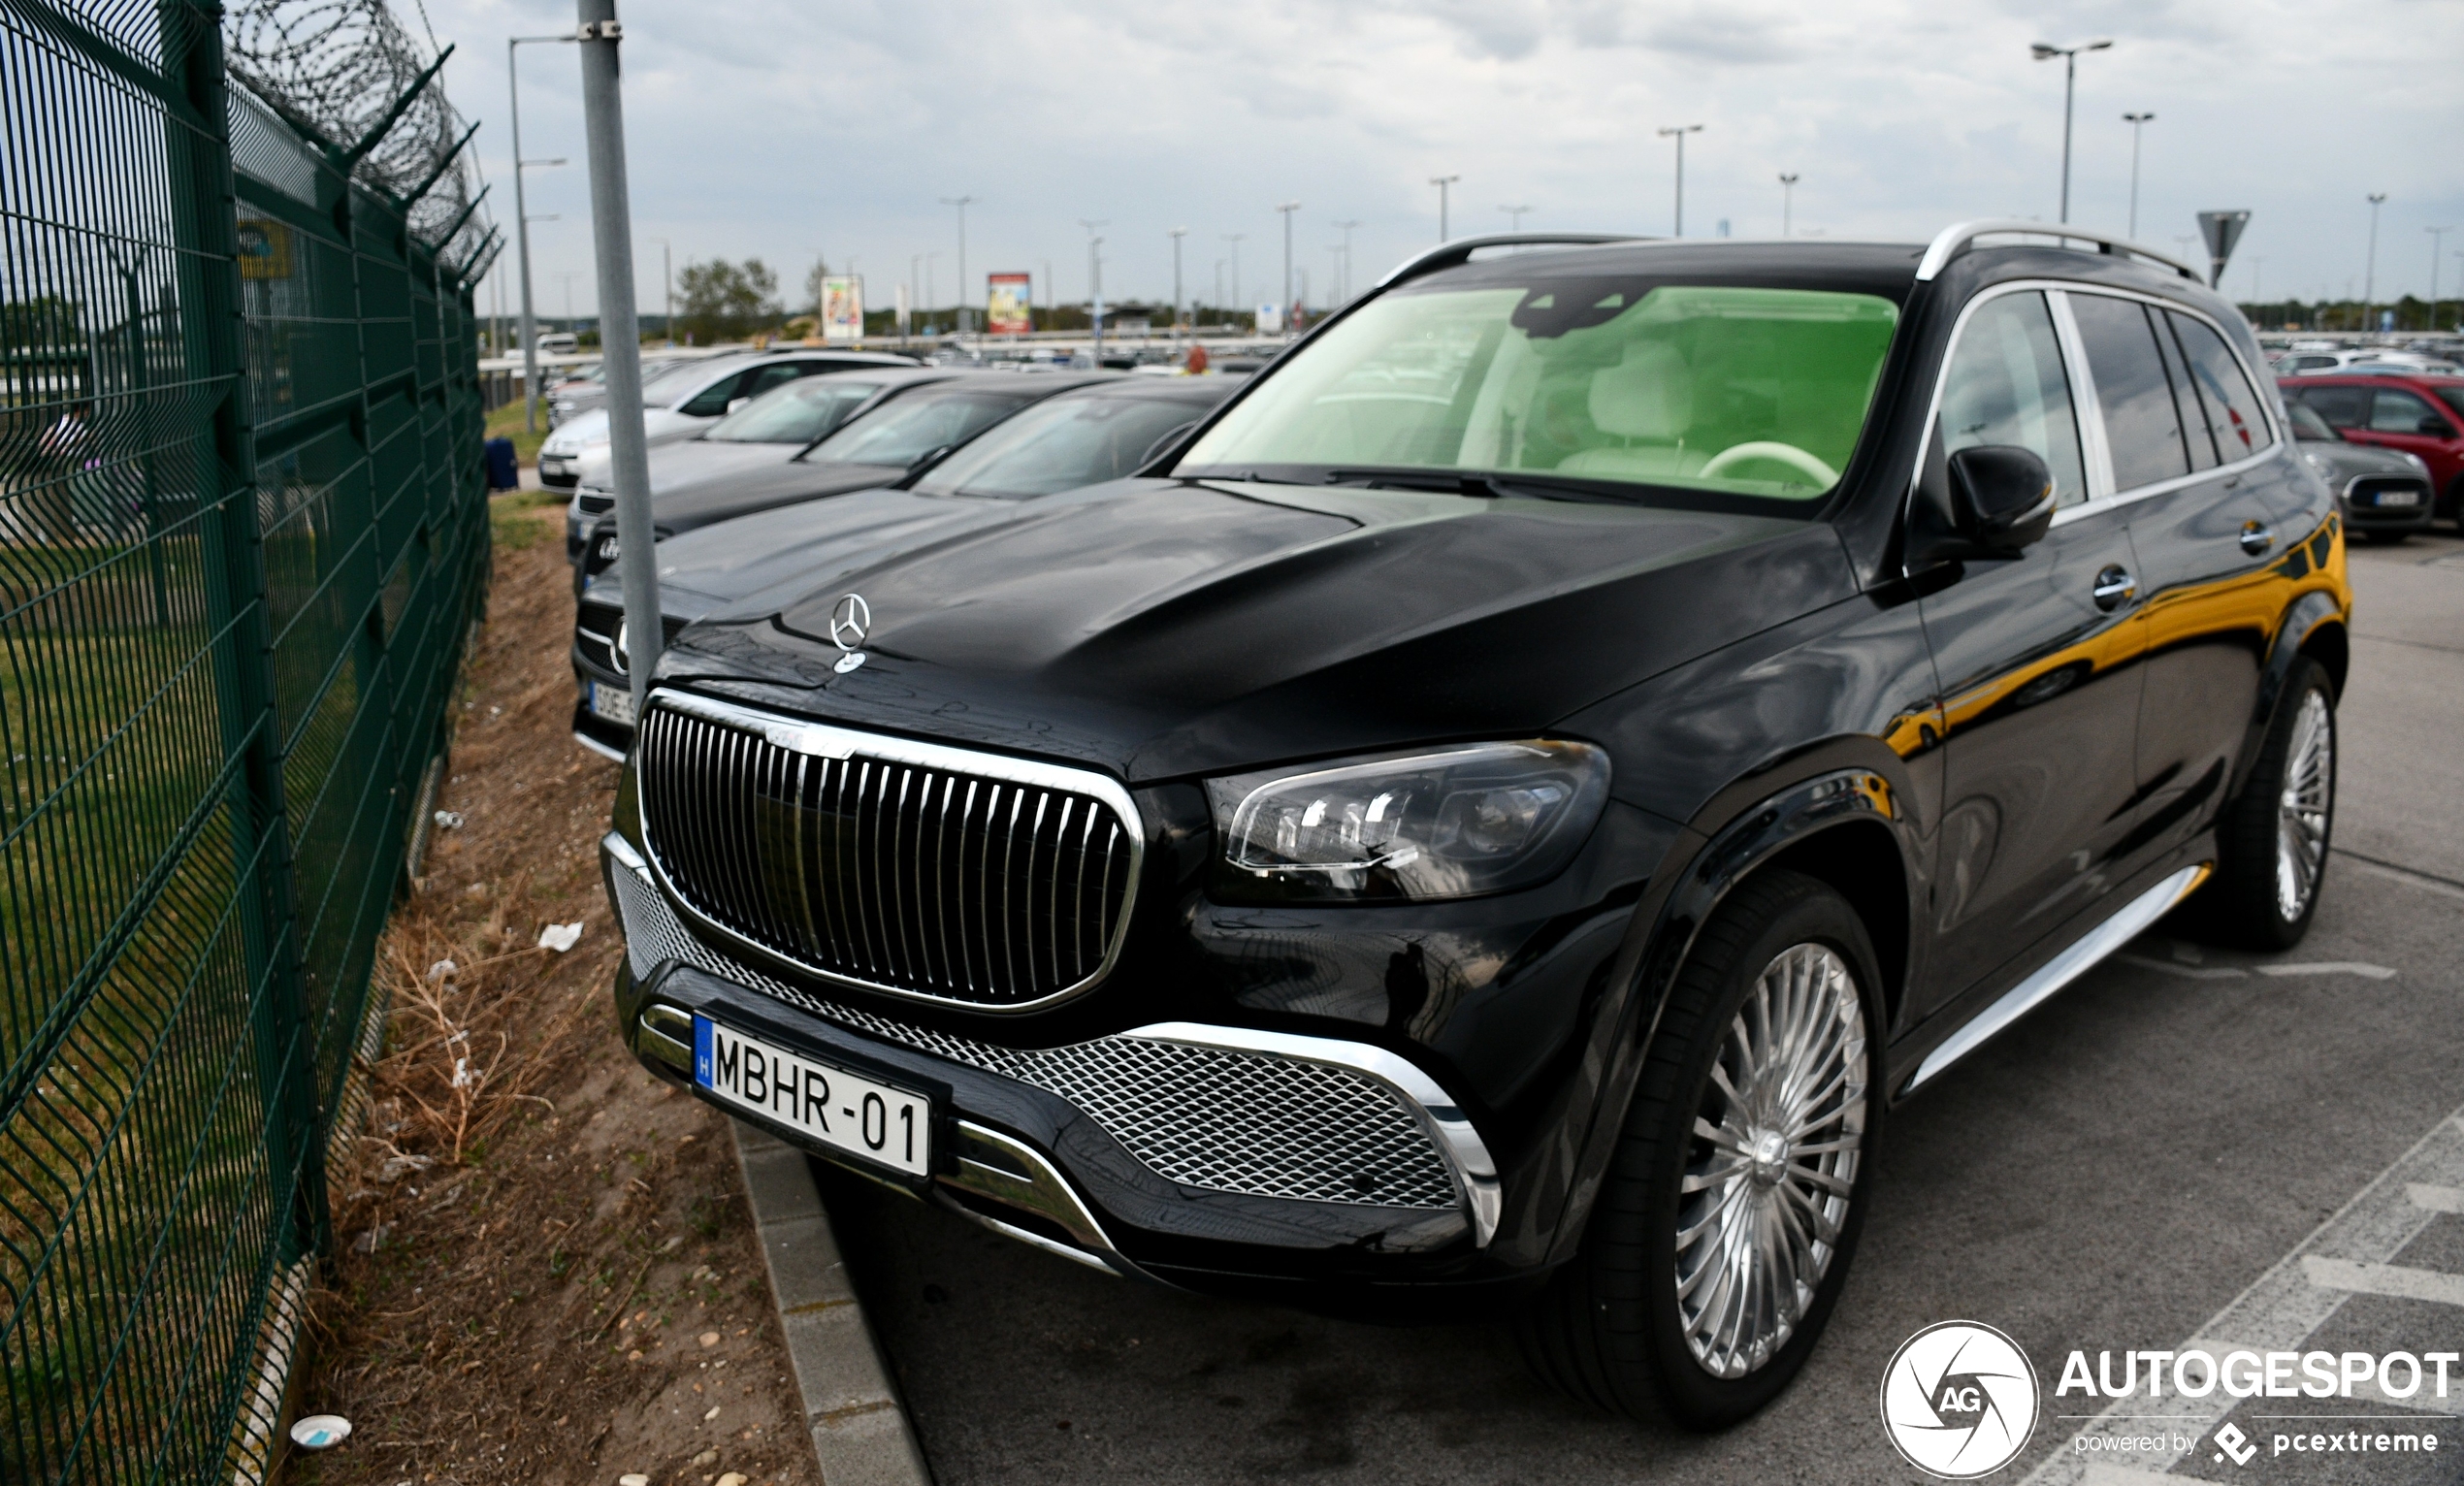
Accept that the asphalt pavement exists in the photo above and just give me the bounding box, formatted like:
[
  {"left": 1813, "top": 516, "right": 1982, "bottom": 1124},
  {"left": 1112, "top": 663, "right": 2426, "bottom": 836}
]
[{"left": 814, "top": 530, "right": 2464, "bottom": 1485}]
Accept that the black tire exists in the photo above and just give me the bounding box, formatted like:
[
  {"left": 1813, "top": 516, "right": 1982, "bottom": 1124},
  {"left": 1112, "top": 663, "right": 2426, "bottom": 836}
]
[
  {"left": 1514, "top": 869, "right": 1882, "bottom": 1428},
  {"left": 2193, "top": 656, "right": 2336, "bottom": 951}
]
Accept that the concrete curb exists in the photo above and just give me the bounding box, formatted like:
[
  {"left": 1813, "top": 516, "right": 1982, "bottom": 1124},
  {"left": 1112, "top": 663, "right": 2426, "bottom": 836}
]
[{"left": 731, "top": 1121, "right": 934, "bottom": 1486}]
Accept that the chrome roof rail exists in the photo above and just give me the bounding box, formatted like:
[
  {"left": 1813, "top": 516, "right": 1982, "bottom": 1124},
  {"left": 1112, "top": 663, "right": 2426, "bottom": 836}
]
[
  {"left": 1915, "top": 218, "right": 2200, "bottom": 284},
  {"left": 1373, "top": 233, "right": 1656, "bottom": 291}
]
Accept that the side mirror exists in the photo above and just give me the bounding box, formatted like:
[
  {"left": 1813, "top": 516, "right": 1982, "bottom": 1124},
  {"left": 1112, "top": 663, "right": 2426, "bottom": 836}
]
[
  {"left": 727, "top": 397, "right": 750, "bottom": 414},
  {"left": 1906, "top": 440, "right": 2056, "bottom": 567},
  {"left": 1947, "top": 445, "right": 2057, "bottom": 554}
]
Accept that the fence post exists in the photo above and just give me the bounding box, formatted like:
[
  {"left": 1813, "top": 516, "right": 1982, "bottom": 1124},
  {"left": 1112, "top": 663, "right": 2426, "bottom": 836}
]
[{"left": 159, "top": 0, "right": 328, "bottom": 1261}]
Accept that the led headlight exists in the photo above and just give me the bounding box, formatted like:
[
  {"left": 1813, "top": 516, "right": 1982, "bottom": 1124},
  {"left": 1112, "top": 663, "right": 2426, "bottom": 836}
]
[{"left": 1208, "top": 740, "right": 1610, "bottom": 903}]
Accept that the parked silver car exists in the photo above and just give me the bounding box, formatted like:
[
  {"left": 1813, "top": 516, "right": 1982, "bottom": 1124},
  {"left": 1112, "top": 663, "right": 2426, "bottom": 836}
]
[{"left": 535, "top": 349, "right": 919, "bottom": 489}]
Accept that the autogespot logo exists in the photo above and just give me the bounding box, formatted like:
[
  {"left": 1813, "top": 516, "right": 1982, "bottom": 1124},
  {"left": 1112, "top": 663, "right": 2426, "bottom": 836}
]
[{"left": 1881, "top": 1321, "right": 2041, "bottom": 1478}]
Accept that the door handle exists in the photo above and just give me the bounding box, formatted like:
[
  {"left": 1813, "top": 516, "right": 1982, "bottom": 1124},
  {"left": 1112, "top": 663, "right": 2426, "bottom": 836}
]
[
  {"left": 2239, "top": 521, "right": 2276, "bottom": 556},
  {"left": 2091, "top": 565, "right": 2137, "bottom": 611}
]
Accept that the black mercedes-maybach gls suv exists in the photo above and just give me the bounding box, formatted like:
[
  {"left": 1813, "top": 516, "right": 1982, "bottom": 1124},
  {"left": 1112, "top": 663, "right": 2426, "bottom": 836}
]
[{"left": 600, "top": 223, "right": 2351, "bottom": 1425}]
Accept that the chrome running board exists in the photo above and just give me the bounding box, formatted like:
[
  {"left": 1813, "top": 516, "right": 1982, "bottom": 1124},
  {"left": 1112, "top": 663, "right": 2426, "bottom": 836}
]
[{"left": 1902, "top": 862, "right": 2211, "bottom": 1094}]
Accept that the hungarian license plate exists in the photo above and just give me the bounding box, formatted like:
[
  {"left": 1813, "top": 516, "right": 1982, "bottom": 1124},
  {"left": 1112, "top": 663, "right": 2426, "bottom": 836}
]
[
  {"left": 590, "top": 681, "right": 636, "bottom": 726},
  {"left": 693, "top": 1016, "right": 930, "bottom": 1176},
  {"left": 2376, "top": 489, "right": 2420, "bottom": 507}
]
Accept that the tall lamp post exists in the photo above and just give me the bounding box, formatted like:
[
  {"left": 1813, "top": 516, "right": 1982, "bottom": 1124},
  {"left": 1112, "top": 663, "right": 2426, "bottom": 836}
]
[
  {"left": 1276, "top": 201, "right": 1300, "bottom": 329},
  {"left": 2427, "top": 226, "right": 2450, "bottom": 335},
  {"left": 509, "top": 31, "right": 577, "bottom": 432},
  {"left": 1501, "top": 204, "right": 1533, "bottom": 232},
  {"left": 2122, "top": 112, "right": 2155, "bottom": 239},
  {"left": 2030, "top": 38, "right": 2111, "bottom": 224},
  {"left": 940, "top": 194, "right": 976, "bottom": 335},
  {"left": 2364, "top": 193, "right": 2387, "bottom": 334},
  {"left": 1778, "top": 173, "right": 1799, "bottom": 237},
  {"left": 1167, "top": 227, "right": 1188, "bottom": 331},
  {"left": 1656, "top": 125, "right": 1702, "bottom": 236},
  {"left": 1078, "top": 219, "right": 1107, "bottom": 360},
  {"left": 1331, "top": 219, "right": 1363, "bottom": 303},
  {"left": 1430, "top": 175, "right": 1459, "bottom": 242}
]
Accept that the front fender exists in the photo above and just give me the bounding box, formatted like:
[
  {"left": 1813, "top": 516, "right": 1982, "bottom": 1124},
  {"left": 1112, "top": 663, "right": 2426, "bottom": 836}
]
[{"left": 1510, "top": 761, "right": 1920, "bottom": 1272}]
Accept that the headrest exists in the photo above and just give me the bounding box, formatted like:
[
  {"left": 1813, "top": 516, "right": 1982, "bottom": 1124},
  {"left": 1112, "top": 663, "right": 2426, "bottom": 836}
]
[{"left": 1588, "top": 340, "right": 1693, "bottom": 439}]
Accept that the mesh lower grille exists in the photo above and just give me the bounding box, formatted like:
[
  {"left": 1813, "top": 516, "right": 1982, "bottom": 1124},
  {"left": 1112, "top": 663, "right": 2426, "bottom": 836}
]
[{"left": 609, "top": 862, "right": 1460, "bottom": 1210}]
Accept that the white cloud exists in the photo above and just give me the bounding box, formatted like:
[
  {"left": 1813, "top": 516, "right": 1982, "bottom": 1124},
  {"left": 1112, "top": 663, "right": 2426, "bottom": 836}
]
[{"left": 435, "top": 0, "right": 2464, "bottom": 320}]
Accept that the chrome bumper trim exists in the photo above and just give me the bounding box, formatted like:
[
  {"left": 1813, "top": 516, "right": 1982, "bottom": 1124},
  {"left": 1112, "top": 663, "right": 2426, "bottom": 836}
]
[{"left": 936, "top": 1120, "right": 1145, "bottom": 1279}]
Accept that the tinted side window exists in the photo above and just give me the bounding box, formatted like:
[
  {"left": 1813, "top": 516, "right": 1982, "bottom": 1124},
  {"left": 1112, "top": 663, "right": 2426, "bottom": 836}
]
[
  {"left": 2294, "top": 385, "right": 2371, "bottom": 428},
  {"left": 679, "top": 371, "right": 751, "bottom": 417},
  {"left": 2068, "top": 293, "right": 2191, "bottom": 491},
  {"left": 740, "top": 364, "right": 806, "bottom": 401},
  {"left": 1940, "top": 291, "right": 2090, "bottom": 507},
  {"left": 2369, "top": 388, "right": 2448, "bottom": 435},
  {"left": 2149, "top": 310, "right": 2217, "bottom": 471},
  {"left": 2169, "top": 313, "right": 2270, "bottom": 464}
]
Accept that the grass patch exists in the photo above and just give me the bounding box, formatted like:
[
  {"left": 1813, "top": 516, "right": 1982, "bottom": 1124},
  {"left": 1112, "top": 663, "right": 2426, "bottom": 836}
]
[{"left": 488, "top": 489, "right": 564, "bottom": 554}]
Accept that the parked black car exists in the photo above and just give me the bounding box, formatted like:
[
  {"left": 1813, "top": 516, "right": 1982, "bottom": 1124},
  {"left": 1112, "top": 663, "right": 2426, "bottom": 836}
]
[
  {"left": 2278, "top": 397, "right": 2435, "bottom": 541},
  {"left": 600, "top": 226, "right": 2351, "bottom": 1426},
  {"left": 573, "top": 371, "right": 1115, "bottom": 589},
  {"left": 564, "top": 368, "right": 959, "bottom": 566},
  {"left": 571, "top": 376, "right": 1237, "bottom": 756}
]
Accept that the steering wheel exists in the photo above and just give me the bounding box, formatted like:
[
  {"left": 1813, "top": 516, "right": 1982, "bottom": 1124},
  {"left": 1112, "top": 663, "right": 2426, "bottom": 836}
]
[{"left": 1697, "top": 440, "right": 1838, "bottom": 488}]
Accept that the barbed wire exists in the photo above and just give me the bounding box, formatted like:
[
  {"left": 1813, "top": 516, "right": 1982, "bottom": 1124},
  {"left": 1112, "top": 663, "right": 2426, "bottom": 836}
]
[{"left": 222, "top": 0, "right": 495, "bottom": 271}]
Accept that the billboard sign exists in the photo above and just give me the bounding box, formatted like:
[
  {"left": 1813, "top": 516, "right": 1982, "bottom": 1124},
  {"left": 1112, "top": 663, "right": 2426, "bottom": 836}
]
[
  {"left": 822, "top": 275, "right": 863, "bottom": 340},
  {"left": 988, "top": 273, "right": 1032, "bottom": 336}
]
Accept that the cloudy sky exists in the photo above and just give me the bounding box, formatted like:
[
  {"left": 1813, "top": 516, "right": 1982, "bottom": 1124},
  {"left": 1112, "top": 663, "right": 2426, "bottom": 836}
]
[{"left": 421, "top": 0, "right": 2463, "bottom": 320}]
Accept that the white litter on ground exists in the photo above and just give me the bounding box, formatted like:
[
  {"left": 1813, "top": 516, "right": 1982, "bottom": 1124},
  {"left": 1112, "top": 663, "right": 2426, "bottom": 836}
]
[{"left": 537, "top": 921, "right": 584, "bottom": 953}]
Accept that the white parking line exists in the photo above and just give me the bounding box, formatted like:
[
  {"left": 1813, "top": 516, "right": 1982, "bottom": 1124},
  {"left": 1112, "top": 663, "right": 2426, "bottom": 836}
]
[
  {"left": 2335, "top": 850, "right": 2464, "bottom": 903},
  {"left": 2020, "top": 1109, "right": 2464, "bottom": 1484},
  {"left": 2253, "top": 962, "right": 2399, "bottom": 980},
  {"left": 2409, "top": 1183, "right": 2464, "bottom": 1214},
  {"left": 2303, "top": 1255, "right": 2464, "bottom": 1308}
]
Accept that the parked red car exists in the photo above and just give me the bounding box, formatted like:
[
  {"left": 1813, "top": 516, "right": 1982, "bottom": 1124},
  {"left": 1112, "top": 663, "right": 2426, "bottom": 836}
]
[{"left": 2278, "top": 372, "right": 2464, "bottom": 523}]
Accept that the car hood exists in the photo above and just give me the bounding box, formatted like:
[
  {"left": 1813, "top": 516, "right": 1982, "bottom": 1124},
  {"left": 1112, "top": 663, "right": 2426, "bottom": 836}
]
[
  {"left": 579, "top": 439, "right": 807, "bottom": 500},
  {"left": 586, "top": 487, "right": 997, "bottom": 623},
  {"left": 637, "top": 459, "right": 914, "bottom": 537},
  {"left": 545, "top": 404, "right": 697, "bottom": 459},
  {"left": 2299, "top": 440, "right": 2427, "bottom": 482},
  {"left": 652, "top": 478, "right": 1858, "bottom": 781}
]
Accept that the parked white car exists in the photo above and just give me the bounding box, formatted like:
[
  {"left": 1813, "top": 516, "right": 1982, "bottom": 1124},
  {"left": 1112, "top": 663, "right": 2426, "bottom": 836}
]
[{"left": 535, "top": 350, "right": 919, "bottom": 489}]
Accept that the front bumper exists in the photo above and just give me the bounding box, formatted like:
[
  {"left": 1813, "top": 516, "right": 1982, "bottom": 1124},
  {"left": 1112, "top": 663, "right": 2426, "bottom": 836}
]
[
  {"left": 2339, "top": 480, "right": 2434, "bottom": 533},
  {"left": 601, "top": 831, "right": 1515, "bottom": 1299}
]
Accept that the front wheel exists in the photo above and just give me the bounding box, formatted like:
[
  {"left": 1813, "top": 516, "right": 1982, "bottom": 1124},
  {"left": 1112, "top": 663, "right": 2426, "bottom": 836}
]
[
  {"left": 1516, "top": 870, "right": 1880, "bottom": 1427},
  {"left": 2195, "top": 657, "right": 2336, "bottom": 950}
]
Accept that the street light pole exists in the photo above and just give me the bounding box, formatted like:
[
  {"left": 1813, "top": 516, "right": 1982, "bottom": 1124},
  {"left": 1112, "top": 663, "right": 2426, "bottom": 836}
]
[
  {"left": 1167, "top": 227, "right": 1187, "bottom": 331},
  {"left": 572, "top": 0, "right": 659, "bottom": 717},
  {"left": 1429, "top": 176, "right": 1459, "bottom": 242},
  {"left": 940, "top": 195, "right": 976, "bottom": 335},
  {"left": 1777, "top": 173, "right": 1799, "bottom": 237},
  {"left": 1221, "top": 233, "right": 1245, "bottom": 314},
  {"left": 1656, "top": 125, "right": 1702, "bottom": 236},
  {"left": 1078, "top": 219, "right": 1107, "bottom": 360},
  {"left": 2428, "top": 226, "right": 2450, "bottom": 335},
  {"left": 2122, "top": 112, "right": 2154, "bottom": 240},
  {"left": 1276, "top": 201, "right": 1300, "bottom": 330},
  {"left": 2365, "top": 193, "right": 2387, "bottom": 334},
  {"left": 647, "top": 236, "right": 669, "bottom": 343},
  {"left": 2030, "top": 39, "right": 2111, "bottom": 224},
  {"left": 509, "top": 32, "right": 576, "bottom": 432},
  {"left": 1332, "top": 219, "right": 1362, "bottom": 303},
  {"left": 1500, "top": 204, "right": 1533, "bottom": 233}
]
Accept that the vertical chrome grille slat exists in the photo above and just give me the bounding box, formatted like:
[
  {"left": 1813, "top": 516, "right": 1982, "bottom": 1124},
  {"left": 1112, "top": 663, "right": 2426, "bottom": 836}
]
[{"left": 636, "top": 700, "right": 1137, "bottom": 1008}]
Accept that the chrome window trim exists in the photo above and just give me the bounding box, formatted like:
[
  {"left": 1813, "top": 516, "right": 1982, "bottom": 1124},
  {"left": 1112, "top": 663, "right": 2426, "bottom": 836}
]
[
  {"left": 1901, "top": 279, "right": 2288, "bottom": 558},
  {"left": 634, "top": 688, "right": 1148, "bottom": 1015},
  {"left": 1122, "top": 1019, "right": 1502, "bottom": 1247}
]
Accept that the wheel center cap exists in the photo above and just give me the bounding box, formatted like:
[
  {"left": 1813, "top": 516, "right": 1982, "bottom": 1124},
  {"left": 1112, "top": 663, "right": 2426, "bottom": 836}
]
[{"left": 1748, "top": 1129, "right": 1789, "bottom": 1185}]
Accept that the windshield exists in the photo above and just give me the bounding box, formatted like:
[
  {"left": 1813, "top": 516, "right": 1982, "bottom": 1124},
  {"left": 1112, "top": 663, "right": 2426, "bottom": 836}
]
[
  {"left": 704, "top": 379, "right": 884, "bottom": 443},
  {"left": 803, "top": 388, "right": 1035, "bottom": 468},
  {"left": 1177, "top": 280, "right": 1900, "bottom": 505},
  {"left": 2285, "top": 402, "right": 2341, "bottom": 441},
  {"left": 638, "top": 359, "right": 715, "bottom": 408},
  {"left": 911, "top": 394, "right": 1205, "bottom": 498}
]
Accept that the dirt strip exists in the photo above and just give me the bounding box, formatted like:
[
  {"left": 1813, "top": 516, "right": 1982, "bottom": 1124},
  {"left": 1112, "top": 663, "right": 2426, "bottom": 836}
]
[{"left": 281, "top": 492, "right": 821, "bottom": 1486}]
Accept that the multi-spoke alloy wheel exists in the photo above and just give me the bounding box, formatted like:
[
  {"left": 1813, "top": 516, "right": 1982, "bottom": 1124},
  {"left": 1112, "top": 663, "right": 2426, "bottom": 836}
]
[
  {"left": 2275, "top": 690, "right": 2333, "bottom": 921},
  {"left": 1675, "top": 943, "right": 1868, "bottom": 1379},
  {"left": 1514, "top": 869, "right": 1881, "bottom": 1427}
]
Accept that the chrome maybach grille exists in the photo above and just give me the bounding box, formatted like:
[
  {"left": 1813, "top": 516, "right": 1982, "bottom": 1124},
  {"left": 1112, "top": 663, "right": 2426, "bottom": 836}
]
[
  {"left": 635, "top": 697, "right": 1138, "bottom": 1010},
  {"left": 607, "top": 863, "right": 1461, "bottom": 1211}
]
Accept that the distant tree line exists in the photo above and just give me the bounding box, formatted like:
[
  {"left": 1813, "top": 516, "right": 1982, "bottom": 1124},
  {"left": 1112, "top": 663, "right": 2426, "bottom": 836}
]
[{"left": 2237, "top": 295, "right": 2457, "bottom": 334}]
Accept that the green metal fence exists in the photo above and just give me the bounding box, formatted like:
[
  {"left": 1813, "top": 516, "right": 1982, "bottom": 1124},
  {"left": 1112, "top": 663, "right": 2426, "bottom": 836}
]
[{"left": 0, "top": 0, "right": 497, "bottom": 1477}]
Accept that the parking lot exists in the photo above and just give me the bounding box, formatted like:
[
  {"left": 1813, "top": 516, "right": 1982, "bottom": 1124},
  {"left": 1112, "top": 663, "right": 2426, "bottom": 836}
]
[{"left": 813, "top": 532, "right": 2464, "bottom": 1484}]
